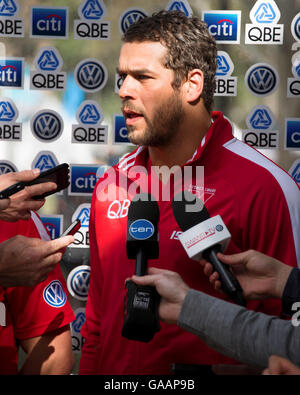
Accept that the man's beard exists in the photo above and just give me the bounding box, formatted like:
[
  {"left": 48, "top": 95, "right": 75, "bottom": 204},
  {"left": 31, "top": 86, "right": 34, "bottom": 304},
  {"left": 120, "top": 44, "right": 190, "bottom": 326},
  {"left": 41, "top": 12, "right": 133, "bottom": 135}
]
[{"left": 126, "top": 92, "right": 185, "bottom": 147}]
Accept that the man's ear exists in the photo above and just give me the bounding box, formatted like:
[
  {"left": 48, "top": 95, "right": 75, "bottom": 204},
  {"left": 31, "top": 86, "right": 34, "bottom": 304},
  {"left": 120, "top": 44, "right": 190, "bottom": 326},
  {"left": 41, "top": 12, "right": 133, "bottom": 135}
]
[{"left": 182, "top": 69, "right": 204, "bottom": 103}]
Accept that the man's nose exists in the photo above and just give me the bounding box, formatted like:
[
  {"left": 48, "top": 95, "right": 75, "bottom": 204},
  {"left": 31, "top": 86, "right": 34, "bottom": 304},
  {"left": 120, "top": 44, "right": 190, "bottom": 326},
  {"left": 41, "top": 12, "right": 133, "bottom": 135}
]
[{"left": 118, "top": 75, "right": 137, "bottom": 100}]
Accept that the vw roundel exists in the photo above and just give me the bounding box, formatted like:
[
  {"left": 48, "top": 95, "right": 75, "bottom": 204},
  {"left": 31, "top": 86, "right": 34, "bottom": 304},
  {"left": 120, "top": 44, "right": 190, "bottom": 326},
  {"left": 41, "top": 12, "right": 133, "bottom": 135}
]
[
  {"left": 43, "top": 280, "right": 67, "bottom": 308},
  {"left": 129, "top": 219, "right": 155, "bottom": 240}
]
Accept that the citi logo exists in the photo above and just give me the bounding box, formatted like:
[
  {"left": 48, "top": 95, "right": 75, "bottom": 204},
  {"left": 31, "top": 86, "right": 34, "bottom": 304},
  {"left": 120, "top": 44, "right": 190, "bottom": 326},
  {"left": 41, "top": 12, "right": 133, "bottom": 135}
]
[
  {"left": 0, "top": 59, "right": 23, "bottom": 88},
  {"left": 70, "top": 165, "right": 100, "bottom": 195},
  {"left": 202, "top": 11, "right": 241, "bottom": 44},
  {"left": 31, "top": 7, "right": 68, "bottom": 38}
]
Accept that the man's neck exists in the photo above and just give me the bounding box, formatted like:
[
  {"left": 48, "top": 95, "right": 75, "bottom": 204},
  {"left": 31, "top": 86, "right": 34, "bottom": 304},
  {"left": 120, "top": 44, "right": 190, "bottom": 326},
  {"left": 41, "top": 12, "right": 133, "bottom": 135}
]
[{"left": 149, "top": 109, "right": 212, "bottom": 168}]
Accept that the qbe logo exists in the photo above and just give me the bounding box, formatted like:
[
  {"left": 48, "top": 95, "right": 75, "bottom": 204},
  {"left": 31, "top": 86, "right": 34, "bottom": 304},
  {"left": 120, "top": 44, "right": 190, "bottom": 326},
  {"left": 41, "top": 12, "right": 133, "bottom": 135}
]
[
  {"left": 67, "top": 265, "right": 90, "bottom": 301},
  {"left": 285, "top": 118, "right": 300, "bottom": 150},
  {"left": 0, "top": 160, "right": 17, "bottom": 174},
  {"left": 72, "top": 100, "right": 108, "bottom": 144},
  {"left": 71, "top": 308, "right": 86, "bottom": 354},
  {"left": 245, "top": 0, "right": 284, "bottom": 45},
  {"left": 69, "top": 164, "right": 103, "bottom": 196},
  {"left": 30, "top": 6, "right": 68, "bottom": 39},
  {"left": 71, "top": 203, "right": 90, "bottom": 248},
  {"left": 0, "top": 57, "right": 24, "bottom": 88},
  {"left": 75, "top": 58, "right": 107, "bottom": 92},
  {"left": 287, "top": 42, "right": 300, "bottom": 98},
  {"left": 0, "top": 0, "right": 24, "bottom": 38},
  {"left": 215, "top": 51, "right": 237, "bottom": 96},
  {"left": 0, "top": 98, "right": 22, "bottom": 141},
  {"left": 245, "top": 63, "right": 279, "bottom": 96},
  {"left": 31, "top": 110, "right": 63, "bottom": 143},
  {"left": 43, "top": 280, "right": 67, "bottom": 308},
  {"left": 119, "top": 8, "right": 148, "bottom": 34},
  {"left": 202, "top": 11, "right": 241, "bottom": 44},
  {"left": 242, "top": 105, "right": 279, "bottom": 149},
  {"left": 289, "top": 159, "right": 300, "bottom": 184},
  {"left": 113, "top": 115, "right": 132, "bottom": 145},
  {"left": 31, "top": 151, "right": 59, "bottom": 172},
  {"left": 30, "top": 47, "right": 66, "bottom": 91},
  {"left": 41, "top": 215, "right": 63, "bottom": 240},
  {"left": 165, "top": 0, "right": 193, "bottom": 17},
  {"left": 291, "top": 12, "right": 300, "bottom": 42},
  {"left": 74, "top": 0, "right": 110, "bottom": 40}
]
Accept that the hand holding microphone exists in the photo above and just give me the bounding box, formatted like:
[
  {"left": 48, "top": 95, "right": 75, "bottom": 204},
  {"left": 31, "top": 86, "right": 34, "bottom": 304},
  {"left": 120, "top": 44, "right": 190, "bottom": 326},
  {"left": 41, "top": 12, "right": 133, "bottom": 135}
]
[
  {"left": 172, "top": 191, "right": 246, "bottom": 306},
  {"left": 122, "top": 193, "right": 161, "bottom": 342}
]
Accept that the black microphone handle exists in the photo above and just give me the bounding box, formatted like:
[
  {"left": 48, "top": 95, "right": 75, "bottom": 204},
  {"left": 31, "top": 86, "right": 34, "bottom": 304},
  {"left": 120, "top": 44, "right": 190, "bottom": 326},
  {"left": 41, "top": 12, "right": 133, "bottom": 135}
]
[
  {"left": 202, "top": 245, "right": 246, "bottom": 307},
  {"left": 135, "top": 248, "right": 148, "bottom": 276}
]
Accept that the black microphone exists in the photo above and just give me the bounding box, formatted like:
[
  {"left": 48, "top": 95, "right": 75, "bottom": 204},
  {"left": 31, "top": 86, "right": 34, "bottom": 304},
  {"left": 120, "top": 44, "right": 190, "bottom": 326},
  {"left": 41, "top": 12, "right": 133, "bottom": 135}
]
[
  {"left": 172, "top": 191, "right": 246, "bottom": 306},
  {"left": 122, "top": 193, "right": 161, "bottom": 342}
]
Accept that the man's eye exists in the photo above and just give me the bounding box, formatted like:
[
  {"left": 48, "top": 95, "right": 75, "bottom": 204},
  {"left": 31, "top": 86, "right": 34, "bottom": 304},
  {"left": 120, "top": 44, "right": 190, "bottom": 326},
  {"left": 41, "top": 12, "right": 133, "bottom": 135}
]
[{"left": 137, "top": 75, "right": 150, "bottom": 80}]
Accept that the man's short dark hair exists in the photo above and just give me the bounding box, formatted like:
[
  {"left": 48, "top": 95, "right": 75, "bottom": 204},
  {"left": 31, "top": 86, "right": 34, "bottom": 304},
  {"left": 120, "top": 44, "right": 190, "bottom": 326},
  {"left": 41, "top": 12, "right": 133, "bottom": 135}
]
[{"left": 122, "top": 10, "right": 217, "bottom": 113}]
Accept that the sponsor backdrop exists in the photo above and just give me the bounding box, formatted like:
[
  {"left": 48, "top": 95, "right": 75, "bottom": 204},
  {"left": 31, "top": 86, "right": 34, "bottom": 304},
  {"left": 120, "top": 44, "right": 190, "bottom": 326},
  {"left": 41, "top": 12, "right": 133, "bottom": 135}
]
[{"left": 0, "top": 0, "right": 299, "bottom": 372}]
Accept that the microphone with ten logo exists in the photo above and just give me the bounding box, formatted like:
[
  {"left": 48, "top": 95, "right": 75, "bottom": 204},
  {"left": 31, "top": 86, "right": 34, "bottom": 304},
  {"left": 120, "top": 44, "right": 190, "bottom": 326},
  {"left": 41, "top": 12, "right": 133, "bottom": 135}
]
[
  {"left": 122, "top": 193, "right": 161, "bottom": 342},
  {"left": 172, "top": 191, "right": 246, "bottom": 306}
]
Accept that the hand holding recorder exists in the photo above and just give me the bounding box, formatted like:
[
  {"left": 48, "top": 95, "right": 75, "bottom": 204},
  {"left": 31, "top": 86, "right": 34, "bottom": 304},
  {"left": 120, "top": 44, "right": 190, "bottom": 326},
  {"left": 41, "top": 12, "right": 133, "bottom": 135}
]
[{"left": 0, "top": 164, "right": 69, "bottom": 222}]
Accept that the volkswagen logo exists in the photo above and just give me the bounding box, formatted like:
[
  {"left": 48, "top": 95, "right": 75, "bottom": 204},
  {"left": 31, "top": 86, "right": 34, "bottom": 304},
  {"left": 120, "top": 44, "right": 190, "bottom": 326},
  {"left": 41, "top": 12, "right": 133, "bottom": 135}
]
[
  {"left": 245, "top": 63, "right": 279, "bottom": 96},
  {"left": 0, "top": 161, "right": 17, "bottom": 174},
  {"left": 67, "top": 265, "right": 90, "bottom": 301},
  {"left": 75, "top": 58, "right": 107, "bottom": 92},
  {"left": 31, "top": 110, "right": 63, "bottom": 142},
  {"left": 43, "top": 280, "right": 67, "bottom": 308},
  {"left": 291, "top": 12, "right": 300, "bottom": 42},
  {"left": 119, "top": 8, "right": 148, "bottom": 34}
]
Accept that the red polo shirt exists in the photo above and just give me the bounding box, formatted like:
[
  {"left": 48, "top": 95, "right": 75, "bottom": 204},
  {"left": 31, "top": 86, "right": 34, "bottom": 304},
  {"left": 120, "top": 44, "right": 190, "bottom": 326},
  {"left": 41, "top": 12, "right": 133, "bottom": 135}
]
[{"left": 80, "top": 111, "right": 300, "bottom": 374}]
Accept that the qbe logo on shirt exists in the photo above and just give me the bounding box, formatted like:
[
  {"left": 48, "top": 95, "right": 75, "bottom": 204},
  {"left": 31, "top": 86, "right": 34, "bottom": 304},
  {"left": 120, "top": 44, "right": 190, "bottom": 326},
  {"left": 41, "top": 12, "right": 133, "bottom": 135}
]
[
  {"left": 0, "top": 58, "right": 24, "bottom": 88},
  {"left": 30, "top": 6, "right": 68, "bottom": 39},
  {"left": 245, "top": 63, "right": 279, "bottom": 96},
  {"left": 285, "top": 118, "right": 300, "bottom": 150},
  {"left": 74, "top": 0, "right": 110, "bottom": 40},
  {"left": 0, "top": 0, "right": 24, "bottom": 38},
  {"left": 245, "top": 0, "right": 284, "bottom": 45},
  {"left": 0, "top": 98, "right": 22, "bottom": 141},
  {"left": 202, "top": 10, "right": 241, "bottom": 44},
  {"left": 41, "top": 215, "right": 63, "bottom": 240}
]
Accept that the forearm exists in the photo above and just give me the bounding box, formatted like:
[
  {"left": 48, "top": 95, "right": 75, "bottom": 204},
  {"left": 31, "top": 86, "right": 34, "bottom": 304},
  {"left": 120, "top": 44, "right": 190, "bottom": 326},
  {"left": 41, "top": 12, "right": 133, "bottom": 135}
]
[
  {"left": 178, "top": 290, "right": 300, "bottom": 368},
  {"left": 19, "top": 326, "right": 74, "bottom": 375}
]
